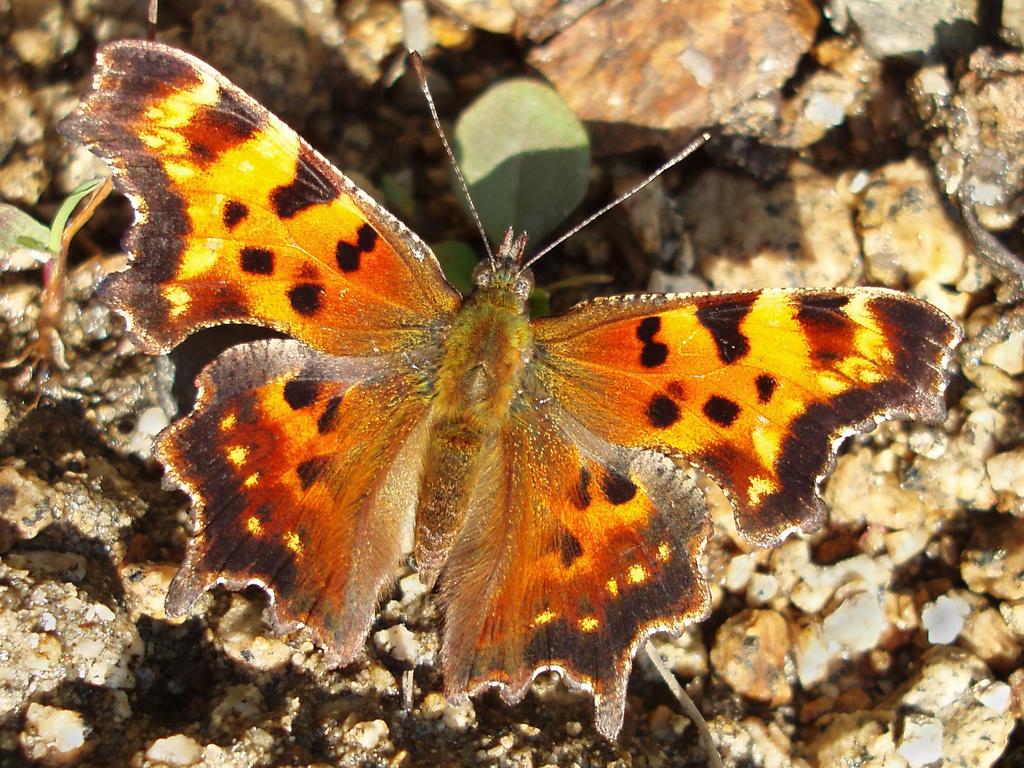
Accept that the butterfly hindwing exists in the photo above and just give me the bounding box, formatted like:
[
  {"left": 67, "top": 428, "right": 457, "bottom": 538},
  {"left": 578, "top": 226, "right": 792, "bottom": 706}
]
[
  {"left": 60, "top": 40, "right": 460, "bottom": 357},
  {"left": 438, "top": 401, "right": 711, "bottom": 739},
  {"left": 160, "top": 338, "right": 429, "bottom": 662},
  {"left": 533, "top": 287, "right": 961, "bottom": 546}
]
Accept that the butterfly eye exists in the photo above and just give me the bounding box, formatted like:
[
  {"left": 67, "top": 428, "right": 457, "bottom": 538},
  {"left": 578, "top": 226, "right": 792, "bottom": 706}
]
[
  {"left": 471, "top": 261, "right": 494, "bottom": 288},
  {"left": 514, "top": 270, "right": 534, "bottom": 301}
]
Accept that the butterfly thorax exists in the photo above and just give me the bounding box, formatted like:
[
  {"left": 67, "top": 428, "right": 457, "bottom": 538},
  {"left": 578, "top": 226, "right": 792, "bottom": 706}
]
[{"left": 414, "top": 237, "right": 535, "bottom": 582}]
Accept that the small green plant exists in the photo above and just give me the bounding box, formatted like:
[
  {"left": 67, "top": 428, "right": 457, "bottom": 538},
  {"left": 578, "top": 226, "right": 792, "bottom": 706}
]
[{"left": 0, "top": 176, "right": 111, "bottom": 389}]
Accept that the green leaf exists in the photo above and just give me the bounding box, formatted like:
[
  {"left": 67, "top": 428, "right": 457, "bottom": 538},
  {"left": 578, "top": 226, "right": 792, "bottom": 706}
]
[
  {"left": 454, "top": 78, "right": 590, "bottom": 248},
  {"left": 433, "top": 239, "right": 478, "bottom": 296},
  {"left": 0, "top": 203, "right": 50, "bottom": 271},
  {"left": 49, "top": 178, "right": 106, "bottom": 254}
]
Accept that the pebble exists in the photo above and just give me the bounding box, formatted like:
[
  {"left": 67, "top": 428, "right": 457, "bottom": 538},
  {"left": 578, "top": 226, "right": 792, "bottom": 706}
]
[
  {"left": 981, "top": 328, "right": 1024, "bottom": 375},
  {"left": 897, "top": 648, "right": 1015, "bottom": 767},
  {"left": 144, "top": 734, "right": 203, "bottom": 767},
  {"left": 987, "top": 448, "right": 1024, "bottom": 498},
  {"left": 682, "top": 163, "right": 861, "bottom": 290},
  {"left": 710, "top": 609, "right": 792, "bottom": 704},
  {"left": 976, "top": 680, "right": 1012, "bottom": 713},
  {"left": 821, "top": 591, "right": 886, "bottom": 655},
  {"left": 373, "top": 623, "right": 420, "bottom": 663},
  {"left": 344, "top": 719, "right": 389, "bottom": 750},
  {"left": 215, "top": 595, "right": 293, "bottom": 672},
  {"left": 897, "top": 713, "right": 944, "bottom": 768},
  {"left": 529, "top": 0, "right": 817, "bottom": 138},
  {"left": 922, "top": 593, "right": 971, "bottom": 643},
  {"left": 119, "top": 563, "right": 183, "bottom": 623},
  {"left": 858, "top": 156, "right": 969, "bottom": 287},
  {"left": 19, "top": 704, "right": 89, "bottom": 766},
  {"left": 828, "top": 0, "right": 978, "bottom": 59},
  {"left": 961, "top": 517, "right": 1024, "bottom": 599}
]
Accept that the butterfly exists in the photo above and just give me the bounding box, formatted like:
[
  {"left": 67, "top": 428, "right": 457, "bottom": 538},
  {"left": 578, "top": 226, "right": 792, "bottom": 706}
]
[{"left": 61, "top": 40, "right": 961, "bottom": 739}]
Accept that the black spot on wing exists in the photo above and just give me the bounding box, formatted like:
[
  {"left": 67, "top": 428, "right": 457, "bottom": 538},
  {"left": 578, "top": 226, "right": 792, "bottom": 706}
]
[
  {"left": 336, "top": 241, "right": 360, "bottom": 273},
  {"left": 646, "top": 393, "right": 680, "bottom": 428},
  {"left": 696, "top": 295, "right": 755, "bottom": 364},
  {"left": 640, "top": 343, "right": 668, "bottom": 368},
  {"left": 559, "top": 532, "right": 584, "bottom": 567},
  {"left": 357, "top": 223, "right": 378, "bottom": 251},
  {"left": 283, "top": 378, "right": 320, "bottom": 410},
  {"left": 636, "top": 316, "right": 669, "bottom": 368},
  {"left": 571, "top": 467, "right": 592, "bottom": 510},
  {"left": 181, "top": 86, "right": 259, "bottom": 167},
  {"left": 601, "top": 471, "right": 637, "bottom": 505},
  {"left": 317, "top": 396, "right": 342, "bottom": 434},
  {"left": 755, "top": 374, "right": 777, "bottom": 404},
  {"left": 796, "top": 293, "right": 855, "bottom": 366},
  {"left": 296, "top": 456, "right": 329, "bottom": 490},
  {"left": 336, "top": 223, "right": 380, "bottom": 273},
  {"left": 636, "top": 316, "right": 661, "bottom": 342},
  {"left": 287, "top": 283, "right": 324, "bottom": 315},
  {"left": 223, "top": 200, "right": 249, "bottom": 230},
  {"left": 240, "top": 246, "right": 274, "bottom": 275},
  {"left": 703, "top": 395, "right": 740, "bottom": 427},
  {"left": 270, "top": 147, "right": 340, "bottom": 219}
]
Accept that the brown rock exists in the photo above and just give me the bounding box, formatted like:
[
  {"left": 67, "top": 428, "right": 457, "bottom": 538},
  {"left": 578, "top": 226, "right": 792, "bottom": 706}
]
[
  {"left": 961, "top": 517, "right": 1024, "bottom": 600},
  {"left": 528, "top": 0, "right": 817, "bottom": 139},
  {"left": 681, "top": 162, "right": 862, "bottom": 290},
  {"left": 710, "top": 609, "right": 792, "bottom": 705},
  {"left": 858, "top": 157, "right": 970, "bottom": 287}
]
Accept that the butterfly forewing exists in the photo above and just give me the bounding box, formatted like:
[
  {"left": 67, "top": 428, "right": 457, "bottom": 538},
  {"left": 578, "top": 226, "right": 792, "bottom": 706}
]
[
  {"left": 533, "top": 287, "right": 961, "bottom": 546},
  {"left": 61, "top": 40, "right": 460, "bottom": 357}
]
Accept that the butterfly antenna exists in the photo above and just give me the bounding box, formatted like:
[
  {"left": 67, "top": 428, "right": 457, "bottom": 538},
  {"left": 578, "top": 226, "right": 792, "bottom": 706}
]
[
  {"left": 409, "top": 51, "right": 496, "bottom": 267},
  {"left": 520, "top": 131, "right": 711, "bottom": 272},
  {"left": 147, "top": 0, "right": 158, "bottom": 41}
]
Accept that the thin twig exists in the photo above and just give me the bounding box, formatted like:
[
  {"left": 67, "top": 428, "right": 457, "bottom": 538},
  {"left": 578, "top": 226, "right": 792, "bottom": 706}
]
[{"left": 644, "top": 640, "right": 724, "bottom": 768}]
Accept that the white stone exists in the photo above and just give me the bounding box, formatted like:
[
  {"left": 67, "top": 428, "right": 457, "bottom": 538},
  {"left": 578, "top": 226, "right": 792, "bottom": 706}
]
[
  {"left": 129, "top": 406, "right": 170, "bottom": 456},
  {"left": 145, "top": 734, "right": 203, "bottom": 766},
  {"left": 20, "top": 704, "right": 88, "bottom": 765},
  {"left": 987, "top": 449, "right": 1024, "bottom": 496},
  {"left": 441, "top": 697, "right": 477, "bottom": 731},
  {"left": 372, "top": 624, "right": 419, "bottom": 663},
  {"left": 976, "top": 681, "right": 1012, "bottom": 713},
  {"left": 724, "top": 554, "right": 757, "bottom": 592},
  {"left": 345, "top": 719, "right": 388, "bottom": 750},
  {"left": 794, "top": 623, "right": 830, "bottom": 687},
  {"left": 897, "top": 713, "right": 944, "bottom": 768},
  {"left": 981, "top": 329, "right": 1024, "bottom": 376},
  {"left": 922, "top": 594, "right": 971, "bottom": 644},
  {"left": 399, "top": 572, "right": 429, "bottom": 602},
  {"left": 822, "top": 591, "right": 885, "bottom": 654},
  {"left": 747, "top": 573, "right": 779, "bottom": 605},
  {"left": 884, "top": 529, "right": 930, "bottom": 566}
]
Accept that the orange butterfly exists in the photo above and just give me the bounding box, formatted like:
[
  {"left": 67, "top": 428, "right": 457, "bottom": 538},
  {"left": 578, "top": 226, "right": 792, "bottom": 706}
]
[{"left": 61, "top": 40, "right": 961, "bottom": 738}]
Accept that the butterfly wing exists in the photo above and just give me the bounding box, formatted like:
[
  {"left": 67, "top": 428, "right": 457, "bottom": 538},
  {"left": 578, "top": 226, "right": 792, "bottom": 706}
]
[
  {"left": 532, "top": 287, "right": 961, "bottom": 546},
  {"left": 61, "top": 41, "right": 447, "bottom": 661},
  {"left": 438, "top": 399, "right": 711, "bottom": 739},
  {"left": 160, "top": 338, "right": 429, "bottom": 662},
  {"left": 60, "top": 40, "right": 460, "bottom": 356}
]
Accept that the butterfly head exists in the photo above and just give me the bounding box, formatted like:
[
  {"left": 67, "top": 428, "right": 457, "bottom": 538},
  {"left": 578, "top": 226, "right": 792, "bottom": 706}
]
[{"left": 471, "top": 227, "right": 534, "bottom": 304}]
